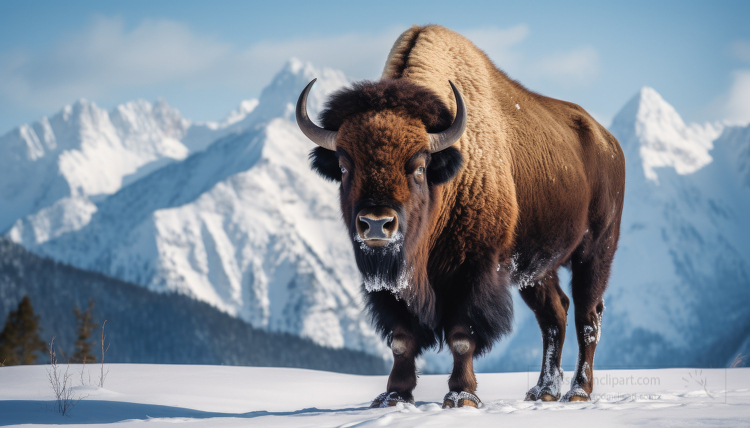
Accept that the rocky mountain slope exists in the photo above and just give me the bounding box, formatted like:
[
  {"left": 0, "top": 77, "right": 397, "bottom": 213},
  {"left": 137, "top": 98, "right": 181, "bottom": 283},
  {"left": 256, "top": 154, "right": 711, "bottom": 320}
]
[{"left": 0, "top": 90, "right": 261, "bottom": 239}]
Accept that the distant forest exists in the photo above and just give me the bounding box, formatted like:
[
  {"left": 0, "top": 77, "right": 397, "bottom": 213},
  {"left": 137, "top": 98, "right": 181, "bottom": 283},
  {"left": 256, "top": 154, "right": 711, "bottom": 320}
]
[{"left": 0, "top": 239, "right": 387, "bottom": 374}]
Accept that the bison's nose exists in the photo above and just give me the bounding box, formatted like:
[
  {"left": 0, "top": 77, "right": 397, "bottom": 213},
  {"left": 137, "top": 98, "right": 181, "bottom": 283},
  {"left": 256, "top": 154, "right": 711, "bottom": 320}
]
[{"left": 356, "top": 207, "right": 399, "bottom": 246}]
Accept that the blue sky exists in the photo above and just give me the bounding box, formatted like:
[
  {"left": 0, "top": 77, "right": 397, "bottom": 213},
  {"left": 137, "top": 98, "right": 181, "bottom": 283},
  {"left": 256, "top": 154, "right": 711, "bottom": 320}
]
[{"left": 1, "top": 0, "right": 749, "bottom": 134}]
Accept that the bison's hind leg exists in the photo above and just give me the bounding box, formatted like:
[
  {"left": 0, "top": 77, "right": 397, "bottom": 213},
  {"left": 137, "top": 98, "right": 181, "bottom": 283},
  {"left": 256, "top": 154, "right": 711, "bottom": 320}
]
[
  {"left": 520, "top": 269, "right": 570, "bottom": 401},
  {"left": 560, "top": 234, "right": 617, "bottom": 402}
]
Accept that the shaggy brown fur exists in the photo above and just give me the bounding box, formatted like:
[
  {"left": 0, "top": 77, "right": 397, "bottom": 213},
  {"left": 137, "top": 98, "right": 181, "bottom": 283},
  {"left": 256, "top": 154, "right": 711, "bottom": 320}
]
[
  {"left": 321, "top": 80, "right": 453, "bottom": 133},
  {"left": 308, "top": 25, "right": 625, "bottom": 406}
]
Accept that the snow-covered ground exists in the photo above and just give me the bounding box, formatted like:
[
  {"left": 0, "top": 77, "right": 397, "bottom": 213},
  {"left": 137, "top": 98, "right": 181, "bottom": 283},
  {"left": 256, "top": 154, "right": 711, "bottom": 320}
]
[{"left": 1, "top": 364, "right": 747, "bottom": 427}]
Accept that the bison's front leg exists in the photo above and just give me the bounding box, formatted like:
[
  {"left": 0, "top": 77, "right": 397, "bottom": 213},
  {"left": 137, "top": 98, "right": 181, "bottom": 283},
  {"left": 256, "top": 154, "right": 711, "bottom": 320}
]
[
  {"left": 442, "top": 325, "right": 481, "bottom": 408},
  {"left": 371, "top": 325, "right": 418, "bottom": 407}
]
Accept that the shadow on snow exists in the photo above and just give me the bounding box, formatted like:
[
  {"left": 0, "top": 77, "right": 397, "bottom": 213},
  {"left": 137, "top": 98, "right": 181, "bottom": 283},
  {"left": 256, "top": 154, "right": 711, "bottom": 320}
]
[{"left": 0, "top": 400, "right": 375, "bottom": 425}]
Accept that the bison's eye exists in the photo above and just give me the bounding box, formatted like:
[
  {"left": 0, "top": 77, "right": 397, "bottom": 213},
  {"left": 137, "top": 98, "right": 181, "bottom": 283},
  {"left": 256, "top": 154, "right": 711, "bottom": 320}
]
[
  {"left": 340, "top": 165, "right": 347, "bottom": 174},
  {"left": 415, "top": 166, "right": 425, "bottom": 176}
]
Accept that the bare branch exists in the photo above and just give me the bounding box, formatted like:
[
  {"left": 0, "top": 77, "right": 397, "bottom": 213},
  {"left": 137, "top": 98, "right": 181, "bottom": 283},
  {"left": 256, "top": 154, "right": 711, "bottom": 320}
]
[
  {"left": 78, "top": 354, "right": 91, "bottom": 386},
  {"left": 99, "top": 320, "right": 110, "bottom": 388},
  {"left": 47, "top": 337, "right": 82, "bottom": 416}
]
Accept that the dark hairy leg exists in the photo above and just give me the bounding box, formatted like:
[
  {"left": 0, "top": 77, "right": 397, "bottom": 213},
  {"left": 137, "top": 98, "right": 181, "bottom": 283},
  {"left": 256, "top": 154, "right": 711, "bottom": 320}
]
[
  {"left": 561, "top": 248, "right": 613, "bottom": 402},
  {"left": 438, "top": 256, "right": 513, "bottom": 408},
  {"left": 520, "top": 269, "right": 570, "bottom": 401},
  {"left": 442, "top": 325, "right": 480, "bottom": 408},
  {"left": 371, "top": 325, "right": 418, "bottom": 407}
]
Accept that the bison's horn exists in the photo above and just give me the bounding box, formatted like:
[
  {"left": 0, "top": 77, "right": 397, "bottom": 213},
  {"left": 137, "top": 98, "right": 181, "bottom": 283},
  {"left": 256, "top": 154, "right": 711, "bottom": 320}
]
[
  {"left": 296, "top": 79, "right": 337, "bottom": 151},
  {"left": 428, "top": 81, "right": 467, "bottom": 153}
]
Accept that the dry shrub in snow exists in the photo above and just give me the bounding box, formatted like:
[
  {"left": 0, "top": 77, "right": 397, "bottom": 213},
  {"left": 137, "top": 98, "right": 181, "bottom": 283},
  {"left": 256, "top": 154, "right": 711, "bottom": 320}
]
[{"left": 47, "top": 337, "right": 81, "bottom": 416}]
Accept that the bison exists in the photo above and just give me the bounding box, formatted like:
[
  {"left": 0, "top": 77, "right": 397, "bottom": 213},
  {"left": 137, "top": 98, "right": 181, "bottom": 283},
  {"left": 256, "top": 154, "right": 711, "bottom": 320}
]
[{"left": 296, "top": 25, "right": 625, "bottom": 407}]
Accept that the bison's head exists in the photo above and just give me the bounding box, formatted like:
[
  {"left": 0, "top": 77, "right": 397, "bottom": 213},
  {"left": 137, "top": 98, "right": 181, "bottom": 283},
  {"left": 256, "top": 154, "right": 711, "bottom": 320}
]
[{"left": 296, "top": 79, "right": 465, "bottom": 325}]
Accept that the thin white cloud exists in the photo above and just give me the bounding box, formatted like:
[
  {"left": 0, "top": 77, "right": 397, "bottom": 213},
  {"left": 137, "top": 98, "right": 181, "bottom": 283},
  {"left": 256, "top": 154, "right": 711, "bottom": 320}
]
[
  {"left": 0, "top": 16, "right": 407, "bottom": 112},
  {"left": 723, "top": 70, "right": 750, "bottom": 125},
  {"left": 0, "top": 16, "right": 231, "bottom": 109},
  {"left": 730, "top": 40, "right": 750, "bottom": 63},
  {"left": 224, "top": 28, "right": 401, "bottom": 89},
  {"left": 461, "top": 26, "right": 601, "bottom": 88},
  {"left": 532, "top": 46, "right": 600, "bottom": 87},
  {"left": 0, "top": 16, "right": 601, "bottom": 121},
  {"left": 701, "top": 41, "right": 750, "bottom": 126},
  {"left": 463, "top": 25, "right": 530, "bottom": 73},
  {"left": 588, "top": 111, "right": 612, "bottom": 129}
]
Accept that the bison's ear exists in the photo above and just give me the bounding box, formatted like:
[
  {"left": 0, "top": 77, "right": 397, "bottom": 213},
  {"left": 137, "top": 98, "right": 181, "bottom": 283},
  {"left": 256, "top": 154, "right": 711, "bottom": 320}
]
[
  {"left": 309, "top": 147, "right": 342, "bottom": 182},
  {"left": 427, "top": 147, "right": 463, "bottom": 186}
]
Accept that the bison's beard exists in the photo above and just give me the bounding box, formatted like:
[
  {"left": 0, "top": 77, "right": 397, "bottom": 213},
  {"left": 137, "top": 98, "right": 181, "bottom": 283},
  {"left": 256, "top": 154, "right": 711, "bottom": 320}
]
[{"left": 352, "top": 232, "right": 412, "bottom": 297}]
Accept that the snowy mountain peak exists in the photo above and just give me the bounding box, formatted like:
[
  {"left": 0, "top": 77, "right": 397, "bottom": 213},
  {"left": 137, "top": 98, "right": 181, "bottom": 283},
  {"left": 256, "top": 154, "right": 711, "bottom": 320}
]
[
  {"left": 221, "top": 99, "right": 260, "bottom": 127},
  {"left": 64, "top": 98, "right": 95, "bottom": 116},
  {"left": 286, "top": 57, "right": 313, "bottom": 75},
  {"left": 254, "top": 58, "right": 349, "bottom": 122},
  {"left": 60, "top": 99, "right": 117, "bottom": 134},
  {"left": 1, "top": 97, "right": 198, "bottom": 234},
  {"left": 611, "top": 87, "right": 723, "bottom": 182},
  {"left": 110, "top": 98, "right": 191, "bottom": 144}
]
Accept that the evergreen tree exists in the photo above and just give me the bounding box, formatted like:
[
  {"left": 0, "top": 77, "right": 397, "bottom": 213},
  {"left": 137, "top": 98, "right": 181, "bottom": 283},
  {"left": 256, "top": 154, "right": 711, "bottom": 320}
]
[
  {"left": 72, "top": 299, "right": 97, "bottom": 364},
  {"left": 0, "top": 296, "right": 46, "bottom": 365}
]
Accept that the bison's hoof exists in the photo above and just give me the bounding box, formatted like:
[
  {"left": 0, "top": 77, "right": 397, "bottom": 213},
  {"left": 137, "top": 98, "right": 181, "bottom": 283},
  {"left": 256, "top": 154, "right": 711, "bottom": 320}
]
[
  {"left": 524, "top": 385, "right": 560, "bottom": 401},
  {"left": 561, "top": 387, "right": 590, "bottom": 402},
  {"left": 524, "top": 392, "right": 558, "bottom": 401},
  {"left": 442, "top": 391, "right": 482, "bottom": 408},
  {"left": 370, "top": 391, "right": 413, "bottom": 408}
]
